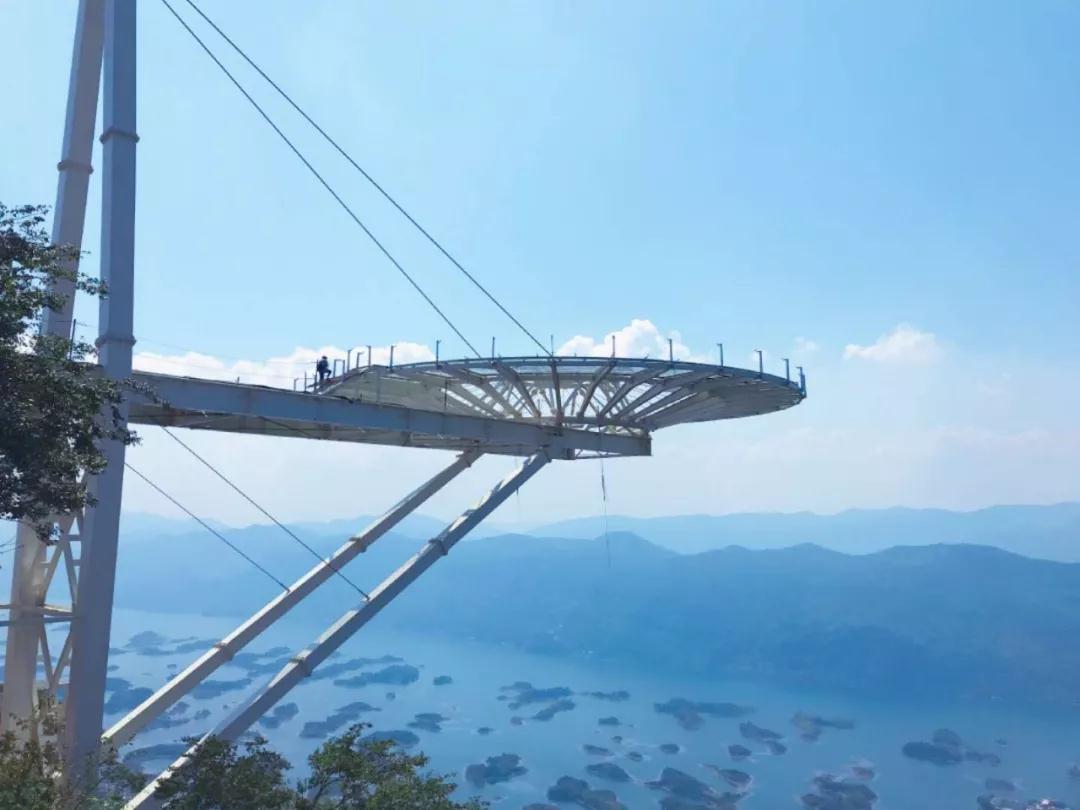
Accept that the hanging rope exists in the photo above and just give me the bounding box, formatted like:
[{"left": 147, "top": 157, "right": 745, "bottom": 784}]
[
  {"left": 158, "top": 0, "right": 482, "bottom": 358},
  {"left": 125, "top": 462, "right": 290, "bottom": 592},
  {"left": 178, "top": 0, "right": 552, "bottom": 358},
  {"left": 599, "top": 436, "right": 611, "bottom": 569},
  {"left": 160, "top": 427, "right": 369, "bottom": 598}
]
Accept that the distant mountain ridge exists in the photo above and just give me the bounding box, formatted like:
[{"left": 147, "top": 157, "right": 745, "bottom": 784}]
[
  {"left": 382, "top": 532, "right": 1080, "bottom": 707},
  {"left": 97, "top": 501, "right": 1080, "bottom": 562},
  {"left": 6, "top": 504, "right": 1078, "bottom": 705},
  {"left": 527, "top": 503, "right": 1080, "bottom": 560},
  {"left": 49, "top": 514, "right": 1080, "bottom": 709}
]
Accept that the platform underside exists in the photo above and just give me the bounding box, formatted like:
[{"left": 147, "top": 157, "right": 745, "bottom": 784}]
[
  {"left": 127, "top": 357, "right": 802, "bottom": 458},
  {"left": 324, "top": 356, "right": 805, "bottom": 432},
  {"left": 126, "top": 371, "right": 650, "bottom": 458}
]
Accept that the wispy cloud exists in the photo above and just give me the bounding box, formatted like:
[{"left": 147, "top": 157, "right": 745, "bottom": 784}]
[
  {"left": 557, "top": 319, "right": 706, "bottom": 362},
  {"left": 133, "top": 342, "right": 434, "bottom": 388},
  {"left": 844, "top": 324, "right": 941, "bottom": 365}
]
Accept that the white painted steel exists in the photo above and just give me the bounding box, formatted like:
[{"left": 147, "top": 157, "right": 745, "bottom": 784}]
[
  {"left": 0, "top": 523, "right": 47, "bottom": 738},
  {"left": 324, "top": 356, "right": 804, "bottom": 433},
  {"left": 62, "top": 0, "right": 138, "bottom": 776},
  {"left": 43, "top": 0, "right": 105, "bottom": 337},
  {"left": 126, "top": 371, "right": 651, "bottom": 458},
  {"left": 102, "top": 450, "right": 479, "bottom": 748},
  {"left": 1, "top": 0, "right": 105, "bottom": 740},
  {"left": 125, "top": 451, "right": 550, "bottom": 810}
]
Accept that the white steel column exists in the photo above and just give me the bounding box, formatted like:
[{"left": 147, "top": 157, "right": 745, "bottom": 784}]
[
  {"left": 63, "top": 0, "right": 138, "bottom": 776},
  {"left": 44, "top": 0, "right": 106, "bottom": 336},
  {"left": 0, "top": 524, "right": 48, "bottom": 737},
  {"left": 0, "top": 0, "right": 105, "bottom": 739},
  {"left": 103, "top": 450, "right": 481, "bottom": 748},
  {"left": 126, "top": 451, "right": 551, "bottom": 809}
]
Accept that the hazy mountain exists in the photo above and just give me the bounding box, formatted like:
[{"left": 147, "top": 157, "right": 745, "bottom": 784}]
[
  {"left": 88, "top": 501, "right": 1080, "bottom": 562},
  {"left": 383, "top": 533, "right": 1080, "bottom": 707},
  {"left": 100, "top": 518, "right": 1080, "bottom": 708},
  {"left": 8, "top": 504, "right": 1080, "bottom": 705},
  {"left": 530, "top": 503, "right": 1080, "bottom": 560},
  {"left": 115, "top": 512, "right": 445, "bottom": 542},
  {"left": 119, "top": 512, "right": 233, "bottom": 536},
  {"left": 285, "top": 513, "right": 449, "bottom": 541}
]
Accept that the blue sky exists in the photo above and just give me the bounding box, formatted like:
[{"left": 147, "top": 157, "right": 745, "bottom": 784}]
[{"left": 3, "top": 0, "right": 1078, "bottom": 525}]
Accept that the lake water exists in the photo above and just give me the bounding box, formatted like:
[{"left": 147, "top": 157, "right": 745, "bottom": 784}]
[{"left": 94, "top": 608, "right": 1080, "bottom": 809}]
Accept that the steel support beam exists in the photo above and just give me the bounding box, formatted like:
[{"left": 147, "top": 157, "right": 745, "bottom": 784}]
[
  {"left": 44, "top": 0, "right": 106, "bottom": 336},
  {"left": 0, "top": 523, "right": 48, "bottom": 737},
  {"left": 103, "top": 450, "right": 480, "bottom": 748},
  {"left": 127, "top": 372, "right": 650, "bottom": 458},
  {"left": 493, "top": 361, "right": 541, "bottom": 419},
  {"left": 610, "top": 368, "right": 716, "bottom": 421},
  {"left": 1, "top": 0, "right": 105, "bottom": 740},
  {"left": 63, "top": 0, "right": 138, "bottom": 777},
  {"left": 125, "top": 451, "right": 551, "bottom": 809},
  {"left": 596, "top": 366, "right": 660, "bottom": 421},
  {"left": 575, "top": 361, "right": 615, "bottom": 419}
]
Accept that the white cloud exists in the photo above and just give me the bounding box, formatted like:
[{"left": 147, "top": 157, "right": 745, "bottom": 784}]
[
  {"left": 112, "top": 319, "right": 1080, "bottom": 526},
  {"left": 843, "top": 324, "right": 941, "bottom": 365},
  {"left": 793, "top": 337, "right": 819, "bottom": 355},
  {"left": 557, "top": 319, "right": 707, "bottom": 362},
  {"left": 133, "top": 342, "right": 434, "bottom": 388}
]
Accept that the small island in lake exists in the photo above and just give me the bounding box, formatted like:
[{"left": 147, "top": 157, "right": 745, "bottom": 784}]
[
  {"left": 546, "top": 775, "right": 627, "bottom": 810},
  {"left": 655, "top": 697, "right": 752, "bottom": 731},
  {"left": 464, "top": 753, "right": 527, "bottom": 785},
  {"left": 586, "top": 762, "right": 630, "bottom": 782}
]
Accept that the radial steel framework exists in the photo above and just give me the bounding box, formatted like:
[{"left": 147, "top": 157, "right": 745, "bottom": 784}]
[
  {"left": 0, "top": 2, "right": 806, "bottom": 807},
  {"left": 323, "top": 355, "right": 805, "bottom": 437}
]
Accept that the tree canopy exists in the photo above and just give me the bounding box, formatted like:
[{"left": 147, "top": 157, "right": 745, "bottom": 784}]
[
  {"left": 0, "top": 722, "right": 485, "bottom": 809},
  {"left": 0, "top": 203, "right": 136, "bottom": 537},
  {"left": 155, "top": 725, "right": 484, "bottom": 809}
]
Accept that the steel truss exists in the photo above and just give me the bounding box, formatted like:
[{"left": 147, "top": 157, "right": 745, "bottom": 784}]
[
  {"left": 103, "top": 450, "right": 480, "bottom": 749},
  {"left": 2, "top": 2, "right": 132, "bottom": 782},
  {"left": 0, "top": 508, "right": 84, "bottom": 731},
  {"left": 123, "top": 451, "right": 549, "bottom": 808}
]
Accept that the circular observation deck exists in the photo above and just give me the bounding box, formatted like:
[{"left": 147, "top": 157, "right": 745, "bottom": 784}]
[{"left": 321, "top": 355, "right": 805, "bottom": 440}]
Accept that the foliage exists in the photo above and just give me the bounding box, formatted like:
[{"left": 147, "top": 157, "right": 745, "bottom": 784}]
[
  {"left": 296, "top": 725, "right": 484, "bottom": 810},
  {"left": 0, "top": 203, "right": 137, "bottom": 537},
  {"left": 153, "top": 735, "right": 294, "bottom": 810},
  {"left": 154, "top": 724, "right": 485, "bottom": 809},
  {"left": 0, "top": 710, "right": 144, "bottom": 810},
  {"left": 0, "top": 720, "right": 483, "bottom": 810}
]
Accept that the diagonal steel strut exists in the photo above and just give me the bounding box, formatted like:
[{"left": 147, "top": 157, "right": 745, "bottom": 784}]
[
  {"left": 103, "top": 449, "right": 480, "bottom": 749},
  {"left": 124, "top": 450, "right": 550, "bottom": 809}
]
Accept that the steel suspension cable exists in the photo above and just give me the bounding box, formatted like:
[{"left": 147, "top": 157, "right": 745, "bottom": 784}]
[
  {"left": 158, "top": 0, "right": 482, "bottom": 358},
  {"left": 160, "top": 427, "right": 369, "bottom": 599},
  {"left": 178, "top": 0, "right": 552, "bottom": 358},
  {"left": 124, "top": 462, "right": 290, "bottom": 592}
]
